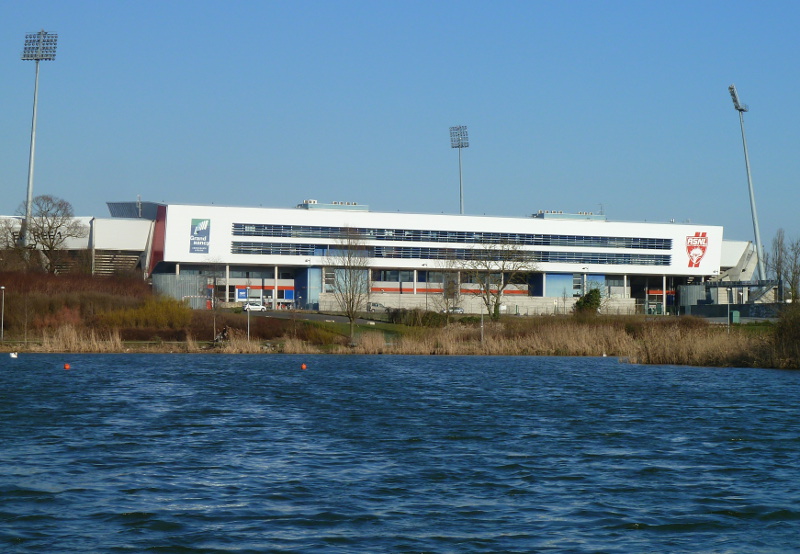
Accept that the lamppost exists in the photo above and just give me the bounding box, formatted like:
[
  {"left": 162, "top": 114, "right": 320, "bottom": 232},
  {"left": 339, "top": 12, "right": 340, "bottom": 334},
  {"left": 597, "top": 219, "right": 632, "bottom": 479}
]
[
  {"left": 726, "top": 287, "right": 732, "bottom": 334},
  {"left": 449, "top": 125, "right": 469, "bottom": 214},
  {"left": 246, "top": 286, "right": 251, "bottom": 341},
  {"left": 20, "top": 30, "right": 58, "bottom": 249},
  {"left": 581, "top": 267, "right": 589, "bottom": 295},
  {"left": 729, "top": 84, "right": 766, "bottom": 281},
  {"left": 421, "top": 264, "right": 428, "bottom": 311},
  {"left": 1, "top": 286, "right": 5, "bottom": 342}
]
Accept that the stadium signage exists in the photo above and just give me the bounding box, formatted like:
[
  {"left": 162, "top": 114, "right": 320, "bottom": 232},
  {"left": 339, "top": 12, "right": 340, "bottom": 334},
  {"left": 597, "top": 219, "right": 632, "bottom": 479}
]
[
  {"left": 686, "top": 232, "right": 708, "bottom": 268},
  {"left": 190, "top": 218, "right": 211, "bottom": 254}
]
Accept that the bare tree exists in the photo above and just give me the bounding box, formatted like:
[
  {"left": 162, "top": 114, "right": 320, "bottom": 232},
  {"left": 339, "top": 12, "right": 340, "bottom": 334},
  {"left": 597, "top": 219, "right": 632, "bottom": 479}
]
[
  {"left": 790, "top": 240, "right": 800, "bottom": 302},
  {"left": 16, "top": 195, "right": 87, "bottom": 273},
  {"left": 458, "top": 241, "right": 537, "bottom": 319},
  {"left": 0, "top": 218, "right": 29, "bottom": 271},
  {"left": 767, "top": 229, "right": 800, "bottom": 303},
  {"left": 429, "top": 257, "right": 462, "bottom": 322},
  {"left": 205, "top": 257, "right": 227, "bottom": 340},
  {"left": 325, "top": 228, "right": 371, "bottom": 341}
]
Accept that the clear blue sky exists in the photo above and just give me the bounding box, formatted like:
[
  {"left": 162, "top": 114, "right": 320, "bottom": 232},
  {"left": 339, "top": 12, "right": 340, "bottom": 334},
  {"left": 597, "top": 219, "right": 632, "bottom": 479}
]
[{"left": 1, "top": 0, "right": 798, "bottom": 244}]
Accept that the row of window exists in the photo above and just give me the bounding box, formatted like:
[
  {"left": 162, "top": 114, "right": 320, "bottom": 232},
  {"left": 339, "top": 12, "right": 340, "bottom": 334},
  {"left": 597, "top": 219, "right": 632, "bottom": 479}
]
[
  {"left": 232, "top": 223, "right": 671, "bottom": 250},
  {"left": 372, "top": 246, "right": 668, "bottom": 265},
  {"left": 230, "top": 242, "right": 671, "bottom": 266},
  {"left": 175, "top": 266, "right": 295, "bottom": 279}
]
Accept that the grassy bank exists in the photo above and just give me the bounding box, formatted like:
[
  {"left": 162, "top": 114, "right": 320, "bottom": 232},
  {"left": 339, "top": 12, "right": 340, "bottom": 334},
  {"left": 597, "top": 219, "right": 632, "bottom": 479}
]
[
  {"left": 284, "top": 316, "right": 776, "bottom": 368},
  {"left": 0, "top": 315, "right": 785, "bottom": 369},
  {"left": 0, "top": 272, "right": 796, "bottom": 368}
]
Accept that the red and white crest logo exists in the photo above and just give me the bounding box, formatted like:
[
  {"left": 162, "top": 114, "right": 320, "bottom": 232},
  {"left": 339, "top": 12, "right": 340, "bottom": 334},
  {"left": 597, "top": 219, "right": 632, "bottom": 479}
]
[{"left": 686, "top": 232, "right": 708, "bottom": 268}]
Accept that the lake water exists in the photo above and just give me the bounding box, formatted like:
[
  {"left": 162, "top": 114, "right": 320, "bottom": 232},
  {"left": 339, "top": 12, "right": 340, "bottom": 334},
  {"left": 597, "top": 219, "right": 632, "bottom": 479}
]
[{"left": 1, "top": 354, "right": 799, "bottom": 553}]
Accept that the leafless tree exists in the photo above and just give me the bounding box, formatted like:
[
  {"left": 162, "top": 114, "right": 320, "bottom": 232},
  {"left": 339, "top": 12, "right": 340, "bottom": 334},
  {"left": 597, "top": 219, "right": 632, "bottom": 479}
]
[
  {"left": 325, "top": 228, "right": 371, "bottom": 341},
  {"left": 767, "top": 229, "right": 800, "bottom": 302},
  {"left": 429, "top": 257, "right": 463, "bottom": 322},
  {"left": 16, "top": 195, "right": 88, "bottom": 273},
  {"left": 0, "top": 218, "right": 30, "bottom": 271},
  {"left": 790, "top": 240, "right": 800, "bottom": 303},
  {"left": 205, "top": 257, "right": 227, "bottom": 340},
  {"left": 435, "top": 272, "right": 462, "bottom": 318},
  {"left": 458, "top": 241, "right": 537, "bottom": 319}
]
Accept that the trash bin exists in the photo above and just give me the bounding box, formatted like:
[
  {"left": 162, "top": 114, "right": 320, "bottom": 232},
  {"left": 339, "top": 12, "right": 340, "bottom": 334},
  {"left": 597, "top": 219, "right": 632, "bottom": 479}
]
[{"left": 730, "top": 310, "right": 740, "bottom": 324}]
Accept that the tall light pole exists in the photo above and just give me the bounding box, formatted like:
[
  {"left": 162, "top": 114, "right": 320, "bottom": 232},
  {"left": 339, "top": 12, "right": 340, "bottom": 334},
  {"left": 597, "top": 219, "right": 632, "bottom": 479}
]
[
  {"left": 726, "top": 287, "right": 732, "bottom": 334},
  {"left": 1, "top": 286, "right": 5, "bottom": 342},
  {"left": 729, "top": 84, "right": 766, "bottom": 282},
  {"left": 20, "top": 30, "right": 58, "bottom": 249},
  {"left": 246, "top": 286, "right": 251, "bottom": 341},
  {"left": 450, "top": 125, "right": 469, "bottom": 214}
]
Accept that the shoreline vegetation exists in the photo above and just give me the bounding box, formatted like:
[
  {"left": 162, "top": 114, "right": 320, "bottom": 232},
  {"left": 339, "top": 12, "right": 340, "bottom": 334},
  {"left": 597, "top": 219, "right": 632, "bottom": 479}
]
[
  {"left": 0, "top": 318, "right": 784, "bottom": 368},
  {"left": 0, "top": 272, "right": 797, "bottom": 368}
]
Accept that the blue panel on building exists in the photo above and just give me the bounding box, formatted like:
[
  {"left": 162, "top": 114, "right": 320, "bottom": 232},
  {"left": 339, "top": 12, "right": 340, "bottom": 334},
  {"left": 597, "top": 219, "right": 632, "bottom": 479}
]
[{"left": 546, "top": 273, "right": 574, "bottom": 298}]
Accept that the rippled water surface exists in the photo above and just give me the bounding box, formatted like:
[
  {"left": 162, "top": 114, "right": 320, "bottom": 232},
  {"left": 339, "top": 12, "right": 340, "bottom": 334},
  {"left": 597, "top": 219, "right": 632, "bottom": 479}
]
[{"left": 2, "top": 354, "right": 800, "bottom": 553}]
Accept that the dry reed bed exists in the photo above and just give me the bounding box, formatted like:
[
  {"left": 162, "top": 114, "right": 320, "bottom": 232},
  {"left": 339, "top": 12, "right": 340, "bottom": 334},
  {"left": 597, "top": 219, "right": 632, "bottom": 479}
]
[
  {"left": 9, "top": 320, "right": 771, "bottom": 368},
  {"left": 323, "top": 322, "right": 767, "bottom": 367},
  {"left": 35, "top": 325, "right": 124, "bottom": 353},
  {"left": 634, "top": 325, "right": 767, "bottom": 367}
]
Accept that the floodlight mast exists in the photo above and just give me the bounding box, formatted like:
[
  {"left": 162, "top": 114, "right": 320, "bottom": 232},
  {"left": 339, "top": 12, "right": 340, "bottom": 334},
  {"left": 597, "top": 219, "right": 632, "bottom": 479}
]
[
  {"left": 20, "top": 30, "right": 58, "bottom": 249},
  {"left": 728, "top": 84, "right": 766, "bottom": 282},
  {"left": 449, "top": 125, "right": 469, "bottom": 214}
]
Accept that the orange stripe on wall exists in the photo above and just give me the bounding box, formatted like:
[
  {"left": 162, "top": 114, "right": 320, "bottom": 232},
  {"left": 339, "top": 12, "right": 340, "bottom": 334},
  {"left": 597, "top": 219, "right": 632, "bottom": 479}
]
[
  {"left": 371, "top": 287, "right": 415, "bottom": 293},
  {"left": 235, "top": 285, "right": 294, "bottom": 291}
]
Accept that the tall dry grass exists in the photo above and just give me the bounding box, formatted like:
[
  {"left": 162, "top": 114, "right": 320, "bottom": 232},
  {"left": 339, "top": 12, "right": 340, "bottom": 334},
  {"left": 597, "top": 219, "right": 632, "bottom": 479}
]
[
  {"left": 216, "top": 329, "right": 267, "bottom": 353},
  {"left": 773, "top": 304, "right": 800, "bottom": 368},
  {"left": 36, "top": 325, "right": 123, "bottom": 353},
  {"left": 5, "top": 315, "right": 777, "bottom": 368},
  {"left": 185, "top": 334, "right": 201, "bottom": 353},
  {"left": 633, "top": 323, "right": 768, "bottom": 367},
  {"left": 310, "top": 318, "right": 770, "bottom": 367},
  {"left": 281, "top": 337, "right": 323, "bottom": 354}
]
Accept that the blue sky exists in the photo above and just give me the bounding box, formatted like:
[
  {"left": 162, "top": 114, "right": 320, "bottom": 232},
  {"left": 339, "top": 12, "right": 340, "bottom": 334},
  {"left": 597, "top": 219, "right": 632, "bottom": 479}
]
[{"left": 1, "top": 1, "right": 798, "bottom": 244}]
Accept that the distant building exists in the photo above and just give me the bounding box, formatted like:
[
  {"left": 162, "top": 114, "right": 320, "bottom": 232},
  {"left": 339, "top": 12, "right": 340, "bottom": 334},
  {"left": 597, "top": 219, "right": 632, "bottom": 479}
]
[
  {"left": 103, "top": 200, "right": 759, "bottom": 314},
  {"left": 3, "top": 200, "right": 761, "bottom": 313}
]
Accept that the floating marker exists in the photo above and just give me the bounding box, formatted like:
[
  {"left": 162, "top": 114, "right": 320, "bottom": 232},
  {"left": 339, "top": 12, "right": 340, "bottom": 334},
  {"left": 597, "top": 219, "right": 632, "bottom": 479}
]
[
  {"left": 64, "top": 363, "right": 70, "bottom": 370},
  {"left": 301, "top": 363, "right": 307, "bottom": 370}
]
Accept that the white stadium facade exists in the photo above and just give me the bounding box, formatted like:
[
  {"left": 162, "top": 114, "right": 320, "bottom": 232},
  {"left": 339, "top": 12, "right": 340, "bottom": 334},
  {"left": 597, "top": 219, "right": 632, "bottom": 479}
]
[
  {"left": 4, "top": 199, "right": 763, "bottom": 314},
  {"left": 90, "top": 199, "right": 760, "bottom": 315}
]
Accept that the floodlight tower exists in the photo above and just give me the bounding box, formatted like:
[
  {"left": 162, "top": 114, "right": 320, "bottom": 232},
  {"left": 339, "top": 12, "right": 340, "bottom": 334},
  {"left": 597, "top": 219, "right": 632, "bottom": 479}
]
[
  {"left": 20, "top": 30, "right": 58, "bottom": 249},
  {"left": 729, "top": 84, "right": 766, "bottom": 282},
  {"left": 449, "top": 125, "right": 469, "bottom": 214}
]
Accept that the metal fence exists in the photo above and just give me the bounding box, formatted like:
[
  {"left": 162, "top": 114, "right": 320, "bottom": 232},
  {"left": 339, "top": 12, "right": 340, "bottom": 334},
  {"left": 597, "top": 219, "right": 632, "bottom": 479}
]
[{"left": 152, "top": 274, "right": 208, "bottom": 310}]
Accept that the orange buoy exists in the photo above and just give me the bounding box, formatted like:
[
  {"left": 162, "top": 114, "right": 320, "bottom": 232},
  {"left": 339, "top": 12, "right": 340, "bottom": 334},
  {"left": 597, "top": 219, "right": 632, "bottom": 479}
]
[
  {"left": 301, "top": 363, "right": 307, "bottom": 370},
  {"left": 64, "top": 363, "right": 71, "bottom": 370}
]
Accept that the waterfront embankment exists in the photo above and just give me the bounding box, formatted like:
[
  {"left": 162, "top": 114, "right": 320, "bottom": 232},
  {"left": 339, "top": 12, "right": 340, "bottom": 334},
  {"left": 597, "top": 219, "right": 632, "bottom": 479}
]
[{"left": 0, "top": 315, "right": 793, "bottom": 369}]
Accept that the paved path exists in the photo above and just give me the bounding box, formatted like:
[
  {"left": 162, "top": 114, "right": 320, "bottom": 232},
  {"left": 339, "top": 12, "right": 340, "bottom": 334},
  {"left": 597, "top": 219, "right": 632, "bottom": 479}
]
[{"left": 250, "top": 310, "right": 376, "bottom": 325}]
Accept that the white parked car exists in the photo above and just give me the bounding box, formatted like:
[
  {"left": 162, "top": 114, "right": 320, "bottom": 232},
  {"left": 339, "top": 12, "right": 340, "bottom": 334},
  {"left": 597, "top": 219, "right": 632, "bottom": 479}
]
[
  {"left": 367, "top": 302, "right": 386, "bottom": 312},
  {"left": 243, "top": 301, "right": 266, "bottom": 312}
]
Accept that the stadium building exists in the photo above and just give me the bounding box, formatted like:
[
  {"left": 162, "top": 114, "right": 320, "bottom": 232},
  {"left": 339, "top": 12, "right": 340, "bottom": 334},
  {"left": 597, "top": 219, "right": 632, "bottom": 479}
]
[{"left": 90, "top": 199, "right": 758, "bottom": 315}]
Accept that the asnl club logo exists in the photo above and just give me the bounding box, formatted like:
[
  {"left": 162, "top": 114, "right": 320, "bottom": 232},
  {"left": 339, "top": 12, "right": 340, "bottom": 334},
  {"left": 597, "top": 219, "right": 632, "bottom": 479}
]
[
  {"left": 190, "top": 218, "right": 211, "bottom": 254},
  {"left": 686, "top": 232, "right": 708, "bottom": 268}
]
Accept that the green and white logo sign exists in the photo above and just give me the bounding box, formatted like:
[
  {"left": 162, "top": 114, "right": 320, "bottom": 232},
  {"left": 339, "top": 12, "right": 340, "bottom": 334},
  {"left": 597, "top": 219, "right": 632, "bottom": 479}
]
[{"left": 190, "top": 218, "right": 211, "bottom": 254}]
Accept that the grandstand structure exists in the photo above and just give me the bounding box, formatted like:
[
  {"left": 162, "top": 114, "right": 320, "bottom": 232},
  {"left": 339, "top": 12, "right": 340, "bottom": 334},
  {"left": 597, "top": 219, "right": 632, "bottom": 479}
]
[{"left": 2, "top": 199, "right": 766, "bottom": 314}]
